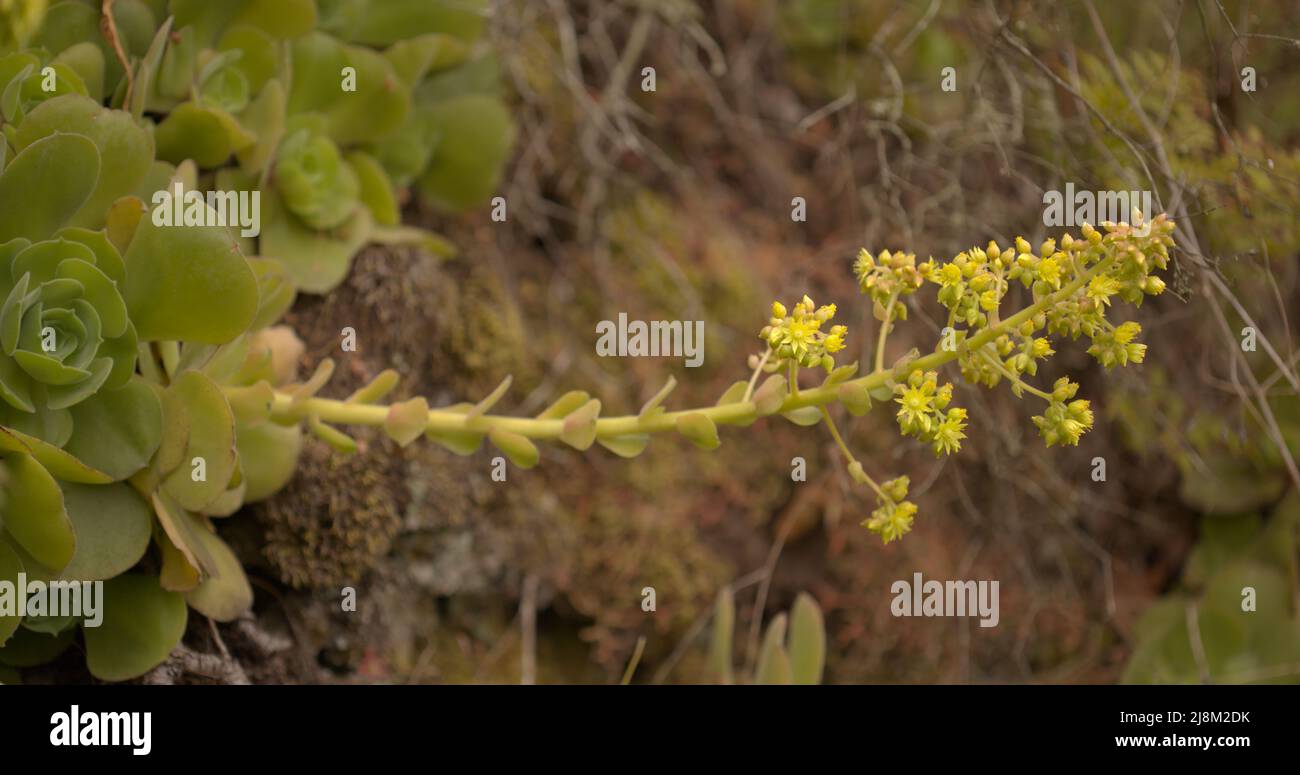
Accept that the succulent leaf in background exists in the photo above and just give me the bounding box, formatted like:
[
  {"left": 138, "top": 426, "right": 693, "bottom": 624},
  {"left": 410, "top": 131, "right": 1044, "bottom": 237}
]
[
  {"left": 1124, "top": 493, "right": 1300, "bottom": 684},
  {"left": 709, "top": 590, "right": 827, "bottom": 685}
]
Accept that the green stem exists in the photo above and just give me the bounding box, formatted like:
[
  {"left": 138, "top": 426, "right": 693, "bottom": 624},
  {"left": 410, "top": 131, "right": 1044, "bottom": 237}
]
[
  {"left": 742, "top": 347, "right": 771, "bottom": 402},
  {"left": 255, "top": 255, "right": 1114, "bottom": 445},
  {"left": 819, "top": 405, "right": 886, "bottom": 500},
  {"left": 874, "top": 292, "right": 899, "bottom": 373},
  {"left": 979, "top": 351, "right": 1054, "bottom": 401}
]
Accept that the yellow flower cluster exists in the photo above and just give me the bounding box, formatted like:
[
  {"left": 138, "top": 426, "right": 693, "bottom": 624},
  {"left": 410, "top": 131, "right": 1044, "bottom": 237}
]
[
  {"left": 854, "top": 249, "right": 923, "bottom": 321},
  {"left": 894, "top": 370, "right": 967, "bottom": 456},
  {"left": 1031, "top": 377, "right": 1096, "bottom": 446},
  {"left": 755, "top": 214, "right": 1173, "bottom": 545},
  {"left": 760, "top": 296, "right": 847, "bottom": 371},
  {"left": 861, "top": 475, "right": 916, "bottom": 543}
]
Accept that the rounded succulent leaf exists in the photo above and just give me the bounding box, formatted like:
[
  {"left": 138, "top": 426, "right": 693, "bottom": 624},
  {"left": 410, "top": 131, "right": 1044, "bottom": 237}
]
[
  {"left": 0, "top": 133, "right": 99, "bottom": 243},
  {"left": 84, "top": 573, "right": 187, "bottom": 681},
  {"left": 261, "top": 184, "right": 371, "bottom": 293},
  {"left": 320, "top": 0, "right": 488, "bottom": 46},
  {"left": 160, "top": 369, "right": 237, "bottom": 512},
  {"left": 0, "top": 540, "right": 22, "bottom": 645},
  {"left": 218, "top": 24, "right": 278, "bottom": 95},
  {"left": 13, "top": 95, "right": 154, "bottom": 230},
  {"left": 154, "top": 101, "right": 254, "bottom": 168},
  {"left": 62, "top": 376, "right": 163, "bottom": 481},
  {"left": 235, "top": 420, "right": 301, "bottom": 502},
  {"left": 0, "top": 621, "right": 75, "bottom": 668},
  {"left": 324, "top": 44, "right": 410, "bottom": 145},
  {"left": 122, "top": 215, "right": 259, "bottom": 344},
  {"left": 417, "top": 94, "right": 515, "bottom": 212},
  {"left": 52, "top": 42, "right": 106, "bottom": 102},
  {"left": 0, "top": 451, "right": 74, "bottom": 571},
  {"left": 54, "top": 482, "right": 152, "bottom": 582},
  {"left": 184, "top": 524, "right": 253, "bottom": 621}
]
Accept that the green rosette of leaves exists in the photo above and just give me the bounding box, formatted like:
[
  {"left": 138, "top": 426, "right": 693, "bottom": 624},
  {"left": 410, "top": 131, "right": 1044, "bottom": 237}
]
[
  {"left": 0, "top": 84, "right": 289, "bottom": 680},
  {"left": 274, "top": 125, "right": 361, "bottom": 231},
  {"left": 0, "top": 235, "right": 136, "bottom": 415},
  {"left": 0, "top": 94, "right": 180, "bottom": 680}
]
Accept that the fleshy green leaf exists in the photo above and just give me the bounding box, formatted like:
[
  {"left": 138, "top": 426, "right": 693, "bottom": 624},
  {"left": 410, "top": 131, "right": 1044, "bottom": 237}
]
[
  {"left": 260, "top": 186, "right": 371, "bottom": 294},
  {"left": 417, "top": 94, "right": 514, "bottom": 211},
  {"left": 161, "top": 370, "right": 238, "bottom": 511},
  {"left": 536, "top": 390, "right": 590, "bottom": 420},
  {"left": 560, "top": 399, "right": 600, "bottom": 451},
  {"left": 788, "top": 593, "right": 826, "bottom": 685},
  {"left": 488, "top": 427, "right": 539, "bottom": 469},
  {"left": 0, "top": 621, "right": 75, "bottom": 668},
  {"left": 709, "top": 587, "right": 735, "bottom": 685},
  {"left": 0, "top": 452, "right": 74, "bottom": 571},
  {"left": 84, "top": 574, "right": 187, "bottom": 682},
  {"left": 123, "top": 214, "right": 259, "bottom": 344},
  {"left": 347, "top": 150, "right": 399, "bottom": 226},
  {"left": 596, "top": 433, "right": 650, "bottom": 459},
  {"left": 781, "top": 406, "right": 823, "bottom": 426},
  {"left": 753, "top": 374, "right": 788, "bottom": 416},
  {"left": 675, "top": 412, "right": 720, "bottom": 450},
  {"left": 755, "top": 613, "right": 792, "bottom": 685},
  {"left": 323, "top": 0, "right": 488, "bottom": 45},
  {"left": 56, "top": 483, "right": 152, "bottom": 582},
  {"left": 0, "top": 541, "right": 22, "bottom": 645},
  {"left": 235, "top": 418, "right": 300, "bottom": 501},
  {"left": 63, "top": 377, "right": 163, "bottom": 481},
  {"left": 14, "top": 95, "right": 154, "bottom": 229},
  {"left": 0, "top": 133, "right": 99, "bottom": 243},
  {"left": 384, "top": 396, "right": 429, "bottom": 447},
  {"left": 2, "top": 427, "right": 112, "bottom": 484},
  {"left": 184, "top": 523, "right": 253, "bottom": 622},
  {"left": 153, "top": 101, "right": 252, "bottom": 168}
]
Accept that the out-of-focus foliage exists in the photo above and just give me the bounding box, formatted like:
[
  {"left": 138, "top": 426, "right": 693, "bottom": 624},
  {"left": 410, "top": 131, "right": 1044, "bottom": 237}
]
[
  {"left": 1078, "top": 52, "right": 1300, "bottom": 265},
  {"left": 1124, "top": 492, "right": 1300, "bottom": 683},
  {"left": 1110, "top": 367, "right": 1295, "bottom": 516},
  {"left": 708, "top": 589, "right": 826, "bottom": 685}
]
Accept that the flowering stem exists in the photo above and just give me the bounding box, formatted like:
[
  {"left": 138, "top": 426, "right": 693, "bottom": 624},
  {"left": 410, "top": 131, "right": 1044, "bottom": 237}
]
[
  {"left": 819, "top": 406, "right": 886, "bottom": 500},
  {"left": 874, "top": 292, "right": 899, "bottom": 373},
  {"left": 979, "top": 351, "right": 1054, "bottom": 401},
  {"left": 742, "top": 347, "right": 772, "bottom": 402},
  {"left": 254, "top": 255, "right": 1116, "bottom": 447}
]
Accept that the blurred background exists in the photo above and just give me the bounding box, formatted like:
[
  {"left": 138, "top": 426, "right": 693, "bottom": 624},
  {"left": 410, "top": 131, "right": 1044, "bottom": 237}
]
[{"left": 171, "top": 0, "right": 1300, "bottom": 684}]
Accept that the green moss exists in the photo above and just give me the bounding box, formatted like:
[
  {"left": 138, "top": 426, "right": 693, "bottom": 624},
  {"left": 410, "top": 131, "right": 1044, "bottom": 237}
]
[{"left": 257, "top": 434, "right": 404, "bottom": 589}]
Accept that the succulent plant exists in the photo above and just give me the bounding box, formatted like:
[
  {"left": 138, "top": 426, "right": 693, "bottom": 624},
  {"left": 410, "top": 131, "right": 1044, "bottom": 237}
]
[
  {"left": 0, "top": 0, "right": 514, "bottom": 681},
  {"left": 0, "top": 1, "right": 1175, "bottom": 683}
]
